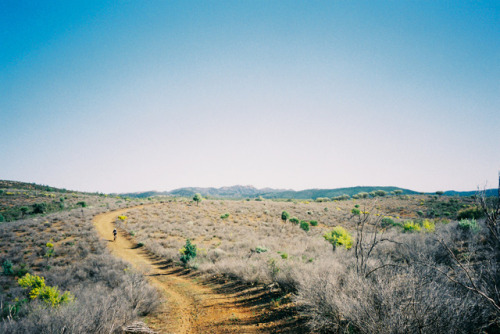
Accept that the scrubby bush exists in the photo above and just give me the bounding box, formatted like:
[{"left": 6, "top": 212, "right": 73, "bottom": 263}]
[
  {"left": 18, "top": 273, "right": 73, "bottom": 307},
  {"left": 324, "top": 227, "right": 353, "bottom": 250},
  {"left": 375, "top": 190, "right": 387, "bottom": 197},
  {"left": 381, "top": 217, "right": 395, "bottom": 227},
  {"left": 332, "top": 194, "right": 350, "bottom": 201},
  {"left": 300, "top": 221, "right": 310, "bottom": 232},
  {"left": 2, "top": 260, "right": 13, "bottom": 276},
  {"left": 193, "top": 193, "right": 202, "bottom": 206},
  {"left": 422, "top": 219, "right": 435, "bottom": 232},
  {"left": 351, "top": 208, "right": 361, "bottom": 215},
  {"left": 32, "top": 203, "right": 47, "bottom": 214},
  {"left": 255, "top": 246, "right": 268, "bottom": 253},
  {"left": 220, "top": 213, "right": 230, "bottom": 219},
  {"left": 281, "top": 211, "right": 289, "bottom": 222},
  {"left": 76, "top": 201, "right": 87, "bottom": 208},
  {"left": 180, "top": 239, "right": 197, "bottom": 265},
  {"left": 309, "top": 220, "right": 318, "bottom": 226},
  {"left": 289, "top": 217, "right": 299, "bottom": 224},
  {"left": 457, "top": 206, "right": 483, "bottom": 220},
  {"left": 458, "top": 218, "right": 479, "bottom": 233},
  {"left": 403, "top": 221, "right": 421, "bottom": 233}
]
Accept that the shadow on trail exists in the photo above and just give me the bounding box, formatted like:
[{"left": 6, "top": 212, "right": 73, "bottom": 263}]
[{"left": 144, "top": 254, "right": 310, "bottom": 333}]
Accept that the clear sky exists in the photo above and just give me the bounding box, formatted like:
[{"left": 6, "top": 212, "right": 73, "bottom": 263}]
[{"left": 1, "top": 1, "right": 499, "bottom": 193}]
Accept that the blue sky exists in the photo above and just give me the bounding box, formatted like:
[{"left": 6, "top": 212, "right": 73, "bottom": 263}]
[{"left": 1, "top": 1, "right": 499, "bottom": 193}]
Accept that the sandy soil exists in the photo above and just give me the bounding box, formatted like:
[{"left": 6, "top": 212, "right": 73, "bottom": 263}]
[{"left": 93, "top": 207, "right": 266, "bottom": 334}]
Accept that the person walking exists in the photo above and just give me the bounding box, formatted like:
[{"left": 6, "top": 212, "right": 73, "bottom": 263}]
[{"left": 113, "top": 228, "right": 117, "bottom": 241}]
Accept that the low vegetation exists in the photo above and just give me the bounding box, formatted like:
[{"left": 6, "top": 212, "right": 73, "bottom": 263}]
[
  {"left": 2, "top": 180, "right": 498, "bottom": 333},
  {"left": 0, "top": 183, "right": 161, "bottom": 333}
]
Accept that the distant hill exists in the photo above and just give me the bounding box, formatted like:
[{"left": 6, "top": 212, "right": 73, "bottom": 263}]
[
  {"left": 121, "top": 185, "right": 420, "bottom": 199},
  {"left": 262, "top": 186, "right": 419, "bottom": 199},
  {"left": 121, "top": 185, "right": 289, "bottom": 199},
  {"left": 443, "top": 189, "right": 498, "bottom": 197}
]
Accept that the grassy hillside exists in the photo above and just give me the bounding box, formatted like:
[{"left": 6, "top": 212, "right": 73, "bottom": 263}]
[
  {"left": 115, "top": 193, "right": 499, "bottom": 333},
  {"left": 0, "top": 181, "right": 161, "bottom": 332}
]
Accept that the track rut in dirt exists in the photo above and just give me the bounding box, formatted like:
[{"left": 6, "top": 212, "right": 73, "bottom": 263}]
[{"left": 93, "top": 206, "right": 304, "bottom": 333}]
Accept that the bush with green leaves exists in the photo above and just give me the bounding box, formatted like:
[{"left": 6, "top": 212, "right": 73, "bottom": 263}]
[
  {"left": 76, "top": 201, "right": 87, "bottom": 208},
  {"left": 403, "top": 221, "right": 421, "bottom": 232},
  {"left": 309, "top": 220, "right": 318, "bottom": 226},
  {"left": 456, "top": 206, "right": 483, "bottom": 220},
  {"left": 220, "top": 213, "right": 230, "bottom": 219},
  {"left": 375, "top": 190, "right": 387, "bottom": 197},
  {"left": 289, "top": 217, "right": 299, "bottom": 224},
  {"left": 332, "top": 194, "right": 350, "bottom": 201},
  {"left": 351, "top": 208, "right": 361, "bottom": 215},
  {"left": 255, "top": 246, "right": 268, "bottom": 253},
  {"left": 323, "top": 227, "right": 353, "bottom": 250},
  {"left": 180, "top": 239, "right": 197, "bottom": 265},
  {"left": 32, "top": 203, "right": 47, "bottom": 214},
  {"left": 281, "top": 211, "right": 289, "bottom": 222},
  {"left": 422, "top": 219, "right": 435, "bottom": 232},
  {"left": 381, "top": 217, "right": 395, "bottom": 227},
  {"left": 458, "top": 218, "right": 480, "bottom": 233},
  {"left": 2, "top": 260, "right": 13, "bottom": 276},
  {"left": 18, "top": 273, "right": 74, "bottom": 307},
  {"left": 193, "top": 193, "right": 202, "bottom": 205},
  {"left": 300, "top": 221, "right": 310, "bottom": 232}
]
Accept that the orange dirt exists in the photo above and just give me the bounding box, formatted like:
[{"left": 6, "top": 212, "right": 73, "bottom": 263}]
[{"left": 93, "top": 207, "right": 269, "bottom": 334}]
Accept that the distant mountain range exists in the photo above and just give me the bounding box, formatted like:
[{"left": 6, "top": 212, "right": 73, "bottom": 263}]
[{"left": 120, "top": 185, "right": 498, "bottom": 199}]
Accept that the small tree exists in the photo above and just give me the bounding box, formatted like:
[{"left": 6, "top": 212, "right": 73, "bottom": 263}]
[
  {"left": 281, "top": 211, "right": 290, "bottom": 223},
  {"left": 20, "top": 206, "right": 29, "bottom": 217},
  {"left": 323, "top": 226, "right": 352, "bottom": 250},
  {"left": 180, "top": 239, "right": 197, "bottom": 265},
  {"left": 193, "top": 193, "right": 202, "bottom": 206}
]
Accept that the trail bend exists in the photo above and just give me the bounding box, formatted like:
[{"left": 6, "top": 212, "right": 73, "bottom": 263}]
[{"left": 93, "top": 206, "right": 262, "bottom": 334}]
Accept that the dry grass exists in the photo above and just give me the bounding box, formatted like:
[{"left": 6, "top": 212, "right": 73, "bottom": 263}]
[
  {"left": 116, "top": 197, "right": 498, "bottom": 333},
  {"left": 0, "top": 195, "right": 162, "bottom": 333}
]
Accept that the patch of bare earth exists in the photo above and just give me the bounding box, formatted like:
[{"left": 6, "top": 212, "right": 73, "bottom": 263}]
[{"left": 93, "top": 207, "right": 303, "bottom": 333}]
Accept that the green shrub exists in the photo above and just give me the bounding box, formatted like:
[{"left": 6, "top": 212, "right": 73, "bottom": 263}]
[
  {"left": 289, "top": 217, "right": 299, "bottom": 224},
  {"left": 220, "top": 213, "right": 230, "bottom": 219},
  {"left": 255, "top": 246, "right": 268, "bottom": 253},
  {"left": 300, "top": 221, "right": 310, "bottom": 232},
  {"left": 309, "top": 220, "right": 318, "bottom": 226},
  {"left": 280, "top": 253, "right": 288, "bottom": 259},
  {"left": 351, "top": 208, "right": 361, "bottom": 215},
  {"left": 2, "top": 260, "right": 13, "bottom": 276},
  {"left": 417, "top": 210, "right": 424, "bottom": 217},
  {"left": 180, "top": 239, "right": 197, "bottom": 264},
  {"left": 393, "top": 189, "right": 403, "bottom": 195},
  {"left": 281, "top": 211, "right": 290, "bottom": 222},
  {"left": 357, "top": 192, "right": 369, "bottom": 198},
  {"left": 422, "top": 219, "right": 435, "bottom": 232},
  {"left": 0, "top": 214, "right": 4, "bottom": 222},
  {"left": 332, "top": 194, "right": 350, "bottom": 201},
  {"left": 32, "top": 203, "right": 47, "bottom": 214},
  {"left": 193, "top": 193, "right": 202, "bottom": 205},
  {"left": 458, "top": 218, "right": 480, "bottom": 233},
  {"left": 381, "top": 217, "right": 395, "bottom": 227},
  {"left": 403, "top": 221, "right": 421, "bottom": 233},
  {"left": 76, "top": 201, "right": 87, "bottom": 208},
  {"left": 457, "top": 206, "right": 483, "bottom": 220},
  {"left": 375, "top": 190, "right": 387, "bottom": 197},
  {"left": 38, "top": 285, "right": 73, "bottom": 307},
  {"left": 323, "top": 227, "right": 353, "bottom": 250}
]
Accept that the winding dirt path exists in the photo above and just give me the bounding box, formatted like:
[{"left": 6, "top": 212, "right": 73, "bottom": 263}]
[{"left": 93, "top": 207, "right": 264, "bottom": 333}]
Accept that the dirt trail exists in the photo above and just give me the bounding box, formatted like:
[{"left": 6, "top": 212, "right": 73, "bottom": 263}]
[{"left": 93, "top": 207, "right": 264, "bottom": 334}]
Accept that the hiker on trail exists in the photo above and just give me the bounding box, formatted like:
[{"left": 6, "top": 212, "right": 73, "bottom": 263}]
[{"left": 113, "top": 228, "right": 117, "bottom": 241}]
